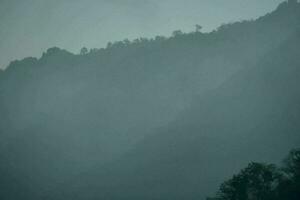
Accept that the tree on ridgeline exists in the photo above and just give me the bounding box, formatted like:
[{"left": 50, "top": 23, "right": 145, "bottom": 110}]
[
  {"left": 172, "top": 30, "right": 183, "bottom": 37},
  {"left": 195, "top": 24, "right": 202, "bottom": 32},
  {"left": 80, "top": 47, "right": 88, "bottom": 55}
]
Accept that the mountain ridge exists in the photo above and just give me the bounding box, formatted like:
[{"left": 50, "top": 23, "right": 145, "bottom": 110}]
[
  {"left": 0, "top": 2, "right": 300, "bottom": 200},
  {"left": 46, "top": 28, "right": 300, "bottom": 200}
]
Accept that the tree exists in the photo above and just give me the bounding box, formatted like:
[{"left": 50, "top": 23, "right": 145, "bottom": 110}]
[
  {"left": 155, "top": 36, "right": 166, "bottom": 42},
  {"left": 209, "top": 149, "right": 300, "bottom": 200},
  {"left": 45, "top": 47, "right": 61, "bottom": 55},
  {"left": 195, "top": 24, "right": 202, "bottom": 32},
  {"left": 89, "top": 48, "right": 99, "bottom": 54},
  {"left": 106, "top": 42, "right": 113, "bottom": 48},
  {"left": 283, "top": 148, "right": 300, "bottom": 179},
  {"left": 277, "top": 149, "right": 300, "bottom": 200},
  {"left": 123, "top": 39, "right": 130, "bottom": 46},
  {"left": 172, "top": 30, "right": 183, "bottom": 37},
  {"left": 80, "top": 47, "right": 88, "bottom": 55},
  {"left": 217, "top": 163, "right": 279, "bottom": 200}
]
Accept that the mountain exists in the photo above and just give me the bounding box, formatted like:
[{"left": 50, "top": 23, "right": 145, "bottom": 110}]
[
  {"left": 47, "top": 26, "right": 300, "bottom": 200},
  {"left": 0, "top": 2, "right": 300, "bottom": 200}
]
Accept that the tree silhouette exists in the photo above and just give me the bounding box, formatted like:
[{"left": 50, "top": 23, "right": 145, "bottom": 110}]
[
  {"left": 195, "top": 24, "right": 202, "bottom": 32},
  {"left": 209, "top": 149, "right": 300, "bottom": 200},
  {"left": 283, "top": 148, "right": 300, "bottom": 179},
  {"left": 172, "top": 30, "right": 183, "bottom": 37},
  {"left": 277, "top": 148, "right": 300, "bottom": 200},
  {"left": 217, "top": 163, "right": 278, "bottom": 200},
  {"left": 80, "top": 47, "right": 88, "bottom": 55}
]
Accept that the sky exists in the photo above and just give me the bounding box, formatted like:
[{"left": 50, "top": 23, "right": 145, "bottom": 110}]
[{"left": 0, "top": 0, "right": 284, "bottom": 69}]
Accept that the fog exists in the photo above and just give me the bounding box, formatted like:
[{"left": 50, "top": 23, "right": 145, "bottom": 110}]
[{"left": 0, "top": 1, "right": 299, "bottom": 200}]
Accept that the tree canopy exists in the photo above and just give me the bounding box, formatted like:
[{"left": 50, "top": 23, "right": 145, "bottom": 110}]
[{"left": 209, "top": 149, "right": 300, "bottom": 200}]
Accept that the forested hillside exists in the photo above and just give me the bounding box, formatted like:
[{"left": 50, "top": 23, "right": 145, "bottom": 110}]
[
  {"left": 49, "top": 25, "right": 300, "bottom": 200},
  {"left": 0, "top": 1, "right": 299, "bottom": 200}
]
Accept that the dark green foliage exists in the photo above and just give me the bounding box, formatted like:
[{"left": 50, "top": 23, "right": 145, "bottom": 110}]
[
  {"left": 217, "top": 163, "right": 278, "bottom": 200},
  {"left": 277, "top": 149, "right": 300, "bottom": 200},
  {"left": 283, "top": 149, "right": 300, "bottom": 179},
  {"left": 210, "top": 149, "right": 300, "bottom": 200}
]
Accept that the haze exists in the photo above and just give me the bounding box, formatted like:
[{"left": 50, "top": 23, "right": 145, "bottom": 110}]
[{"left": 1, "top": 1, "right": 300, "bottom": 199}]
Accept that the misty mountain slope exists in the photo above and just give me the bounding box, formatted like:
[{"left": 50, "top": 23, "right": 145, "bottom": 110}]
[
  {"left": 0, "top": 2, "right": 300, "bottom": 200},
  {"left": 49, "top": 29, "right": 300, "bottom": 200}
]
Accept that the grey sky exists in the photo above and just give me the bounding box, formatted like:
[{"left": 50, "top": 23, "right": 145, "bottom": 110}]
[{"left": 0, "top": 0, "right": 284, "bottom": 69}]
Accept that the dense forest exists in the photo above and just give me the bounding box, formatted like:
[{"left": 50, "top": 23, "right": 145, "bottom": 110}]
[{"left": 0, "top": 1, "right": 299, "bottom": 200}]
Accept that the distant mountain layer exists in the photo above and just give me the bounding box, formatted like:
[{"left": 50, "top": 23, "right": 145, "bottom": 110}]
[{"left": 0, "top": 2, "right": 299, "bottom": 200}]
